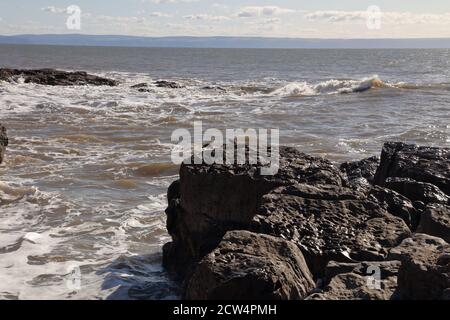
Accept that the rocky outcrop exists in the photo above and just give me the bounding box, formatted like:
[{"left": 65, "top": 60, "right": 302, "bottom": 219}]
[
  {"left": 390, "top": 234, "right": 450, "bottom": 300},
  {"left": 0, "top": 124, "right": 8, "bottom": 164},
  {"left": 340, "top": 156, "right": 379, "bottom": 185},
  {"left": 385, "top": 177, "right": 449, "bottom": 205},
  {"left": 163, "top": 142, "right": 450, "bottom": 300},
  {"left": 417, "top": 204, "right": 450, "bottom": 243},
  {"left": 163, "top": 147, "right": 347, "bottom": 277},
  {"left": 374, "top": 142, "right": 450, "bottom": 196},
  {"left": 185, "top": 231, "right": 315, "bottom": 300},
  {"left": 0, "top": 68, "right": 118, "bottom": 86}
]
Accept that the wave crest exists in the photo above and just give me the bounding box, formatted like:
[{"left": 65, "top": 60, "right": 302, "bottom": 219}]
[{"left": 270, "top": 75, "right": 385, "bottom": 97}]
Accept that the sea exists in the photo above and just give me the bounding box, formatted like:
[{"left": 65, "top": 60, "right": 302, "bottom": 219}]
[{"left": 0, "top": 44, "right": 449, "bottom": 299}]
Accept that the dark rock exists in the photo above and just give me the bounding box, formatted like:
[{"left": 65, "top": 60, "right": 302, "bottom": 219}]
[
  {"left": 202, "top": 85, "right": 226, "bottom": 92},
  {"left": 163, "top": 146, "right": 347, "bottom": 277},
  {"left": 167, "top": 179, "right": 180, "bottom": 203},
  {"left": 163, "top": 142, "right": 450, "bottom": 300},
  {"left": 155, "top": 80, "right": 183, "bottom": 89},
  {"left": 307, "top": 261, "right": 401, "bottom": 300},
  {"left": 417, "top": 204, "right": 450, "bottom": 242},
  {"left": 385, "top": 177, "right": 449, "bottom": 205},
  {"left": 0, "top": 68, "right": 118, "bottom": 86},
  {"left": 340, "top": 156, "right": 379, "bottom": 184},
  {"left": 412, "top": 201, "right": 426, "bottom": 212},
  {"left": 131, "top": 83, "right": 152, "bottom": 92},
  {"left": 254, "top": 184, "right": 411, "bottom": 276},
  {"left": 130, "top": 83, "right": 148, "bottom": 89},
  {"left": 368, "top": 186, "right": 418, "bottom": 229},
  {"left": 374, "top": 142, "right": 450, "bottom": 196},
  {"left": 395, "top": 234, "right": 450, "bottom": 300},
  {"left": 0, "top": 124, "right": 8, "bottom": 164},
  {"left": 185, "top": 231, "right": 315, "bottom": 300}
]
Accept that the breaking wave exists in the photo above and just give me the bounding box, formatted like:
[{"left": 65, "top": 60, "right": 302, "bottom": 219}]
[
  {"left": 269, "top": 76, "right": 386, "bottom": 97},
  {"left": 268, "top": 75, "right": 450, "bottom": 97}
]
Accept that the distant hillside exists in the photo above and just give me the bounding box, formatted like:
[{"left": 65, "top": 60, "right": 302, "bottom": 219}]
[{"left": 1, "top": 34, "right": 450, "bottom": 48}]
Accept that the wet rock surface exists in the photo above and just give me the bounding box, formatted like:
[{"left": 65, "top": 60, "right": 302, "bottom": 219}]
[
  {"left": 0, "top": 68, "right": 118, "bottom": 86},
  {"left": 130, "top": 81, "right": 184, "bottom": 91},
  {"left": 154, "top": 80, "right": 183, "bottom": 89},
  {"left": 163, "top": 142, "right": 450, "bottom": 300},
  {"left": 130, "top": 83, "right": 151, "bottom": 92},
  {"left": 0, "top": 123, "right": 7, "bottom": 164}
]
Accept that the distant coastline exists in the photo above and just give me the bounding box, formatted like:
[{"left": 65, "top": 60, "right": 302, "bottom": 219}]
[{"left": 2, "top": 34, "right": 450, "bottom": 49}]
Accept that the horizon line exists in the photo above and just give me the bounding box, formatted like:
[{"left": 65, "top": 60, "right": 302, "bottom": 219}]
[{"left": 2, "top": 33, "right": 450, "bottom": 40}]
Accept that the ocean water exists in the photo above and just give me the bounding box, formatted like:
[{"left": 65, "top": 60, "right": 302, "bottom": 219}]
[{"left": 0, "top": 45, "right": 449, "bottom": 300}]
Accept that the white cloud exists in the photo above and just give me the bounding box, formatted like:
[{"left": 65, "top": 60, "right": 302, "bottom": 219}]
[
  {"left": 263, "top": 18, "right": 281, "bottom": 24},
  {"left": 305, "top": 10, "right": 450, "bottom": 25},
  {"left": 237, "top": 6, "right": 295, "bottom": 18},
  {"left": 183, "top": 14, "right": 229, "bottom": 22},
  {"left": 95, "top": 15, "right": 147, "bottom": 24},
  {"left": 212, "top": 3, "right": 228, "bottom": 10},
  {"left": 147, "top": 0, "right": 199, "bottom": 4},
  {"left": 42, "top": 6, "right": 67, "bottom": 14},
  {"left": 150, "top": 12, "right": 171, "bottom": 17}
]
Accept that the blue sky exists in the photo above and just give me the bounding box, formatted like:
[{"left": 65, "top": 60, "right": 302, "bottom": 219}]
[{"left": 1, "top": 0, "right": 450, "bottom": 38}]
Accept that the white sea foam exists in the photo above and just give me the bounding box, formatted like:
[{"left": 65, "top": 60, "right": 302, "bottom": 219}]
[{"left": 270, "top": 75, "right": 385, "bottom": 97}]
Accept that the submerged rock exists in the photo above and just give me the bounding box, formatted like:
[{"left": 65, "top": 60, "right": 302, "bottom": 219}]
[
  {"left": 0, "top": 68, "right": 118, "bottom": 86},
  {"left": 185, "top": 231, "right": 315, "bottom": 300},
  {"left": 202, "top": 85, "right": 226, "bottom": 92},
  {"left": 131, "top": 83, "right": 152, "bottom": 92},
  {"left": 130, "top": 83, "right": 148, "bottom": 89},
  {"left": 0, "top": 124, "right": 8, "bottom": 164},
  {"left": 155, "top": 80, "right": 183, "bottom": 89}
]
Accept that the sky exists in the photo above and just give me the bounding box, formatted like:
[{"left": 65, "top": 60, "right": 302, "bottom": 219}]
[{"left": 1, "top": 0, "right": 450, "bottom": 38}]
